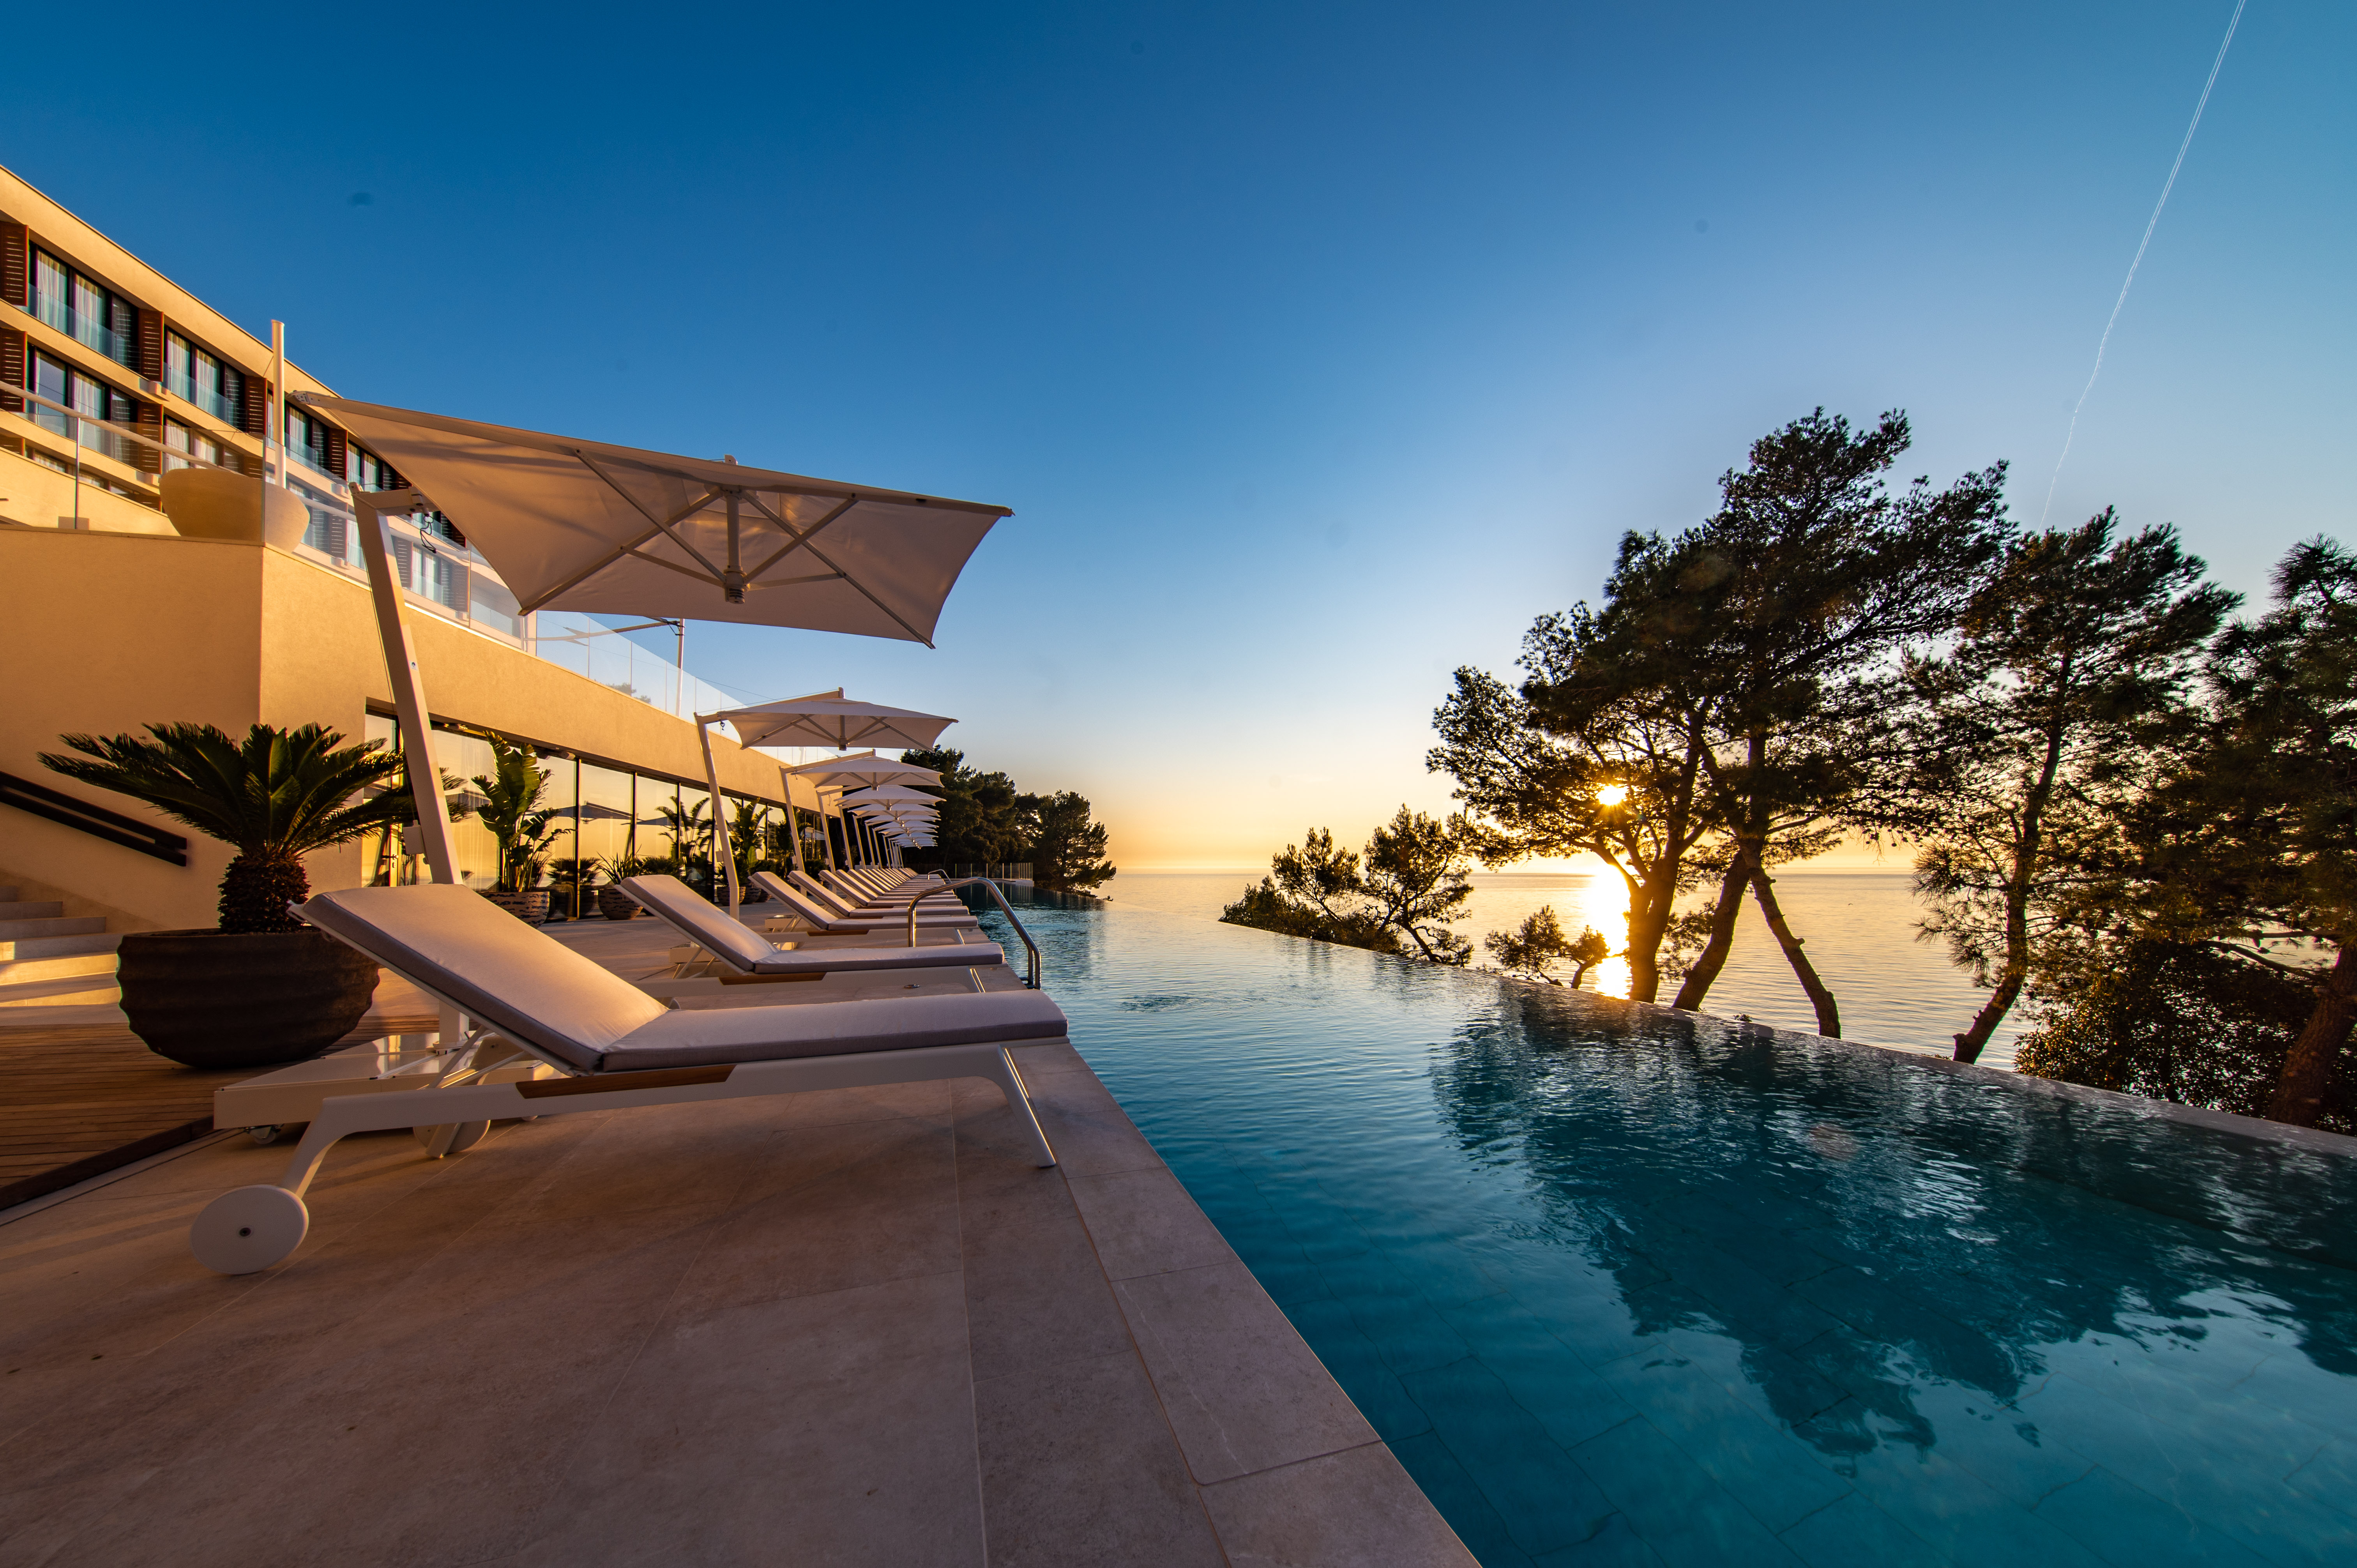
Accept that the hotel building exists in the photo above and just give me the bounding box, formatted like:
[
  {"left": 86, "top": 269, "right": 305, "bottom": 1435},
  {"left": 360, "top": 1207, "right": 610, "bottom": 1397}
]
[{"left": 0, "top": 162, "right": 823, "bottom": 944}]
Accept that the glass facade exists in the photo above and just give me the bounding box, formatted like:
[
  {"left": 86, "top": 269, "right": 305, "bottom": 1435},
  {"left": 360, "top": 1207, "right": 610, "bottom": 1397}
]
[
  {"left": 360, "top": 713, "right": 779, "bottom": 916},
  {"left": 164, "top": 333, "right": 243, "bottom": 425},
  {"left": 29, "top": 351, "right": 140, "bottom": 463},
  {"left": 30, "top": 249, "right": 134, "bottom": 366}
]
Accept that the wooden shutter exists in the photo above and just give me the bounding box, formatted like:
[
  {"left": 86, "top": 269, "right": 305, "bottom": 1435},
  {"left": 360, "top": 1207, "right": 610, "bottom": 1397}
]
[
  {"left": 325, "top": 424, "right": 348, "bottom": 480},
  {"left": 0, "top": 325, "right": 22, "bottom": 413},
  {"left": 136, "top": 309, "right": 164, "bottom": 381},
  {"left": 0, "top": 224, "right": 25, "bottom": 309},
  {"left": 242, "top": 373, "right": 266, "bottom": 436}
]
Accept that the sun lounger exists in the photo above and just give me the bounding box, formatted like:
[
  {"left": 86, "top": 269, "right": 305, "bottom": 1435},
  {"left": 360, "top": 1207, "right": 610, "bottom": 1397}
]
[
  {"left": 825, "top": 868, "right": 944, "bottom": 906},
  {"left": 763, "top": 872, "right": 977, "bottom": 934},
  {"left": 187, "top": 884, "right": 1062, "bottom": 1275},
  {"left": 620, "top": 873, "right": 1004, "bottom": 979},
  {"left": 799, "top": 869, "right": 970, "bottom": 920}
]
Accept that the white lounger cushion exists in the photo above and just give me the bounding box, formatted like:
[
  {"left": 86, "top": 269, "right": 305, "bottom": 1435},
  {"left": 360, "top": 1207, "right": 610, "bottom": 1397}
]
[
  {"left": 299, "top": 884, "right": 1064, "bottom": 1074},
  {"left": 621, "top": 874, "right": 1001, "bottom": 973},
  {"left": 599, "top": 991, "right": 1065, "bottom": 1071},
  {"left": 754, "top": 873, "right": 975, "bottom": 934},
  {"left": 798, "top": 870, "right": 968, "bottom": 919},
  {"left": 302, "top": 885, "right": 671, "bottom": 1070}
]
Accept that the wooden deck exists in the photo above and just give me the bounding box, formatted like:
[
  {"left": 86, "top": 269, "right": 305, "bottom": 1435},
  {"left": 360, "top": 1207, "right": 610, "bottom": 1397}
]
[{"left": 0, "top": 987, "right": 439, "bottom": 1209}]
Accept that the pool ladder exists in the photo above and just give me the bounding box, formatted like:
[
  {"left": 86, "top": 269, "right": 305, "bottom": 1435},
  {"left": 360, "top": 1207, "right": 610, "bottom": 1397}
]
[{"left": 909, "top": 878, "right": 1042, "bottom": 989}]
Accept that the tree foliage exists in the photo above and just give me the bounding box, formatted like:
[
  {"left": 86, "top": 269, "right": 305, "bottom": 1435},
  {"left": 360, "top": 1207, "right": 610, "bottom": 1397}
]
[
  {"left": 1483, "top": 906, "right": 1613, "bottom": 988},
  {"left": 1020, "top": 790, "right": 1117, "bottom": 892},
  {"left": 1435, "top": 408, "right": 2007, "bottom": 1034},
  {"left": 1223, "top": 810, "right": 1475, "bottom": 963},
  {"left": 2014, "top": 940, "right": 2351, "bottom": 1133},
  {"left": 1894, "top": 512, "right": 2234, "bottom": 1062}
]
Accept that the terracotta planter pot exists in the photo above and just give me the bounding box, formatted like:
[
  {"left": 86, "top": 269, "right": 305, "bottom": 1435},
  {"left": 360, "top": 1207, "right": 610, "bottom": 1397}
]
[
  {"left": 596, "top": 886, "right": 640, "bottom": 920},
  {"left": 481, "top": 889, "right": 553, "bottom": 923},
  {"left": 117, "top": 928, "right": 380, "bottom": 1070}
]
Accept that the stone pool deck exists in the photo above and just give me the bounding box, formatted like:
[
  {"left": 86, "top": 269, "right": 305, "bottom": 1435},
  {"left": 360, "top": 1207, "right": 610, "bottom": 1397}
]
[{"left": 0, "top": 910, "right": 1474, "bottom": 1566}]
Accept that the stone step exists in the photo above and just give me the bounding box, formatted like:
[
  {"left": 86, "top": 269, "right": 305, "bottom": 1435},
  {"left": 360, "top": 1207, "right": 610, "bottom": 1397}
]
[
  {"left": 0, "top": 887, "right": 17, "bottom": 904},
  {"left": 0, "top": 916, "right": 106, "bottom": 942},
  {"left": 0, "top": 901, "right": 66, "bottom": 922},
  {"left": 0, "top": 972, "right": 120, "bottom": 1007},
  {"left": 0, "top": 932, "right": 121, "bottom": 963},
  {"left": 0, "top": 950, "right": 118, "bottom": 985}
]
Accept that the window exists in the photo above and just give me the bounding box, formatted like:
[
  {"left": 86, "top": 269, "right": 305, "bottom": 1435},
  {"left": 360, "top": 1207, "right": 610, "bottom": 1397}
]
[
  {"left": 30, "top": 350, "right": 137, "bottom": 457},
  {"left": 29, "top": 249, "right": 134, "bottom": 366},
  {"left": 164, "top": 332, "right": 244, "bottom": 425},
  {"left": 164, "top": 418, "right": 226, "bottom": 470},
  {"left": 283, "top": 406, "right": 330, "bottom": 475},
  {"left": 346, "top": 443, "right": 387, "bottom": 490}
]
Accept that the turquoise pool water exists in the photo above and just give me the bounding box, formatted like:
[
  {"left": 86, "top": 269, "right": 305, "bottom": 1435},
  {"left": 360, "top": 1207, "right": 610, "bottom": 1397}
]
[{"left": 972, "top": 889, "right": 2357, "bottom": 1567}]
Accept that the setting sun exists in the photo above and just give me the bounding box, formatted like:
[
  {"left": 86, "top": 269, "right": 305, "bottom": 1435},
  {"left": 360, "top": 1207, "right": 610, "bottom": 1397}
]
[{"left": 1595, "top": 784, "right": 1629, "bottom": 807}]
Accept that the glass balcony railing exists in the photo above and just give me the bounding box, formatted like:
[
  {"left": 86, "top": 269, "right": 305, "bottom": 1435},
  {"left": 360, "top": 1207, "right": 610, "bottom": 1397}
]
[
  {"left": 164, "top": 370, "right": 242, "bottom": 425},
  {"left": 28, "top": 290, "right": 134, "bottom": 366}
]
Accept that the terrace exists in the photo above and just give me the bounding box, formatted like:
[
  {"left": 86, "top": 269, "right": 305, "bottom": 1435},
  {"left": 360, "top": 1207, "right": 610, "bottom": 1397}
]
[
  {"left": 0, "top": 897, "right": 1473, "bottom": 1566},
  {"left": 7, "top": 888, "right": 2353, "bottom": 1565}
]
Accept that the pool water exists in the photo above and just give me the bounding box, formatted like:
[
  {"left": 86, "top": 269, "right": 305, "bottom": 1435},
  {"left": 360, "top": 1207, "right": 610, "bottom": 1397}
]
[{"left": 973, "top": 890, "right": 2357, "bottom": 1567}]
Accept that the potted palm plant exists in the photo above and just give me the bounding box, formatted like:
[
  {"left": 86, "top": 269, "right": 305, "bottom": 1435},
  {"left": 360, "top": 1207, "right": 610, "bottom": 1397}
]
[
  {"left": 41, "top": 722, "right": 410, "bottom": 1070},
  {"left": 472, "top": 737, "right": 561, "bottom": 922},
  {"left": 594, "top": 856, "right": 650, "bottom": 919}
]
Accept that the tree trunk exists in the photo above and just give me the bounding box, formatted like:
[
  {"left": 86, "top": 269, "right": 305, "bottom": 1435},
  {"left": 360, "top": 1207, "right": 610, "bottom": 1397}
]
[
  {"left": 1623, "top": 871, "right": 1664, "bottom": 1003},
  {"left": 2266, "top": 943, "right": 2357, "bottom": 1128},
  {"left": 1671, "top": 855, "right": 1749, "bottom": 1010},
  {"left": 1957, "top": 696, "right": 2068, "bottom": 1063},
  {"left": 1750, "top": 869, "right": 1839, "bottom": 1037}
]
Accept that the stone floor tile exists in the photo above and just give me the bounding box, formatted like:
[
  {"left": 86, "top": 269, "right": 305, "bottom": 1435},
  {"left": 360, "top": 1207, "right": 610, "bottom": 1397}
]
[
  {"left": 1116, "top": 1260, "right": 1375, "bottom": 1483},
  {"left": 958, "top": 1171, "right": 1135, "bottom": 1384},
  {"left": 515, "top": 1272, "right": 984, "bottom": 1567},
  {"left": 1198, "top": 1441, "right": 1478, "bottom": 1567},
  {"left": 973, "top": 1348, "right": 1226, "bottom": 1568},
  {"left": 668, "top": 1118, "right": 960, "bottom": 1314},
  {"left": 1022, "top": 1077, "right": 1168, "bottom": 1179},
  {"left": 33, "top": 1205, "right": 719, "bottom": 1566},
  {"left": 1067, "top": 1167, "right": 1237, "bottom": 1282}
]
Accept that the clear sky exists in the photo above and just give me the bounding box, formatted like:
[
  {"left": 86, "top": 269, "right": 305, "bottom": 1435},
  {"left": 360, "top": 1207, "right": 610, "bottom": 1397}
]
[{"left": 18, "top": 2, "right": 2351, "bottom": 871}]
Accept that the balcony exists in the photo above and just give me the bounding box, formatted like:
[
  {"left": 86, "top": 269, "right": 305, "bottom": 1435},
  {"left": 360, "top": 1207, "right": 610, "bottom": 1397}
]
[{"left": 27, "top": 289, "right": 133, "bottom": 367}]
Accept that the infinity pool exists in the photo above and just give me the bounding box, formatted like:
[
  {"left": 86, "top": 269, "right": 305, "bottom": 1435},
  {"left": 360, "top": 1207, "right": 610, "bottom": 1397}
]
[{"left": 973, "top": 889, "right": 2357, "bottom": 1567}]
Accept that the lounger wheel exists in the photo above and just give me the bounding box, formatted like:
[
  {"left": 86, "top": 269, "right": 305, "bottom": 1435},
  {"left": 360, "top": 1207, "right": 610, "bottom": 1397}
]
[
  {"left": 413, "top": 1120, "right": 490, "bottom": 1157},
  {"left": 189, "top": 1185, "right": 309, "bottom": 1275},
  {"left": 247, "top": 1124, "right": 284, "bottom": 1146}
]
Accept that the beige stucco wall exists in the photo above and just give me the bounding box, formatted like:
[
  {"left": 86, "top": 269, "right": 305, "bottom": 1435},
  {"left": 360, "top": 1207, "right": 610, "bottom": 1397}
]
[
  {"left": 0, "top": 448, "right": 178, "bottom": 536},
  {"left": 1, "top": 528, "right": 792, "bottom": 929}
]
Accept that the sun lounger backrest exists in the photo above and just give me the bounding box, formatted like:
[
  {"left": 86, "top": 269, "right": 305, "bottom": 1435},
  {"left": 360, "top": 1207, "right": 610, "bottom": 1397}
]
[
  {"left": 793, "top": 870, "right": 868, "bottom": 916},
  {"left": 751, "top": 871, "right": 853, "bottom": 929},
  {"left": 300, "top": 885, "right": 667, "bottom": 1071},
  {"left": 620, "top": 875, "right": 778, "bottom": 971}
]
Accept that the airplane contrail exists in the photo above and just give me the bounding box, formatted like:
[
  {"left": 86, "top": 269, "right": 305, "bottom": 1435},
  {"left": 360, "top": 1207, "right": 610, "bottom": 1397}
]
[{"left": 2040, "top": 0, "right": 2248, "bottom": 525}]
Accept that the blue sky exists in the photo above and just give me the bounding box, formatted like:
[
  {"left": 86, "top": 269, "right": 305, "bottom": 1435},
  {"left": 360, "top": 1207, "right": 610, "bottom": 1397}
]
[{"left": 18, "top": 1, "right": 2351, "bottom": 867}]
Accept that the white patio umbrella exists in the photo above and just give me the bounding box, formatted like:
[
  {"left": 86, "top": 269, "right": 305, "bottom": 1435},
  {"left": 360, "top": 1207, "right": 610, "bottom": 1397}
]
[
  {"left": 692, "top": 694, "right": 956, "bottom": 905},
  {"left": 292, "top": 393, "right": 1004, "bottom": 905},
  {"left": 783, "top": 754, "right": 946, "bottom": 874}
]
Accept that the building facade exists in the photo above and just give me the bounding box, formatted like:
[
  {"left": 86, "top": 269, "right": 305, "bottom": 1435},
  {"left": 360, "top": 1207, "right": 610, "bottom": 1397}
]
[{"left": 0, "top": 163, "right": 821, "bottom": 931}]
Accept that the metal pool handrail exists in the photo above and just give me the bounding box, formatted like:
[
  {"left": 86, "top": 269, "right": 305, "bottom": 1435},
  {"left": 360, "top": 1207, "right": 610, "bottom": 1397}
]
[{"left": 910, "top": 878, "right": 1042, "bottom": 989}]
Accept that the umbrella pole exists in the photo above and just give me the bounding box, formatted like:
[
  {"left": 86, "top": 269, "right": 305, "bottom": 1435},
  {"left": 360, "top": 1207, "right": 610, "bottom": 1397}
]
[
  {"left": 696, "top": 717, "right": 740, "bottom": 916},
  {"left": 778, "top": 769, "right": 806, "bottom": 873},
  {"left": 353, "top": 490, "right": 460, "bottom": 885},
  {"left": 820, "top": 789, "right": 839, "bottom": 871},
  {"left": 353, "top": 487, "right": 468, "bottom": 1055}
]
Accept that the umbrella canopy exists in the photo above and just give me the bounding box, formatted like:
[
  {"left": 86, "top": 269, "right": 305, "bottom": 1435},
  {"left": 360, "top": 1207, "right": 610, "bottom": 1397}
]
[
  {"left": 299, "top": 396, "right": 1008, "bottom": 641},
  {"left": 784, "top": 752, "right": 945, "bottom": 788},
  {"left": 709, "top": 692, "right": 957, "bottom": 752},
  {"left": 841, "top": 784, "right": 945, "bottom": 805}
]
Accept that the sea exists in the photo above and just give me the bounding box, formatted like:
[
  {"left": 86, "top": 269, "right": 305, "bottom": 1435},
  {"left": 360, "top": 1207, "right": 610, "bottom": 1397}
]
[{"left": 1098, "top": 870, "right": 2029, "bottom": 1070}]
